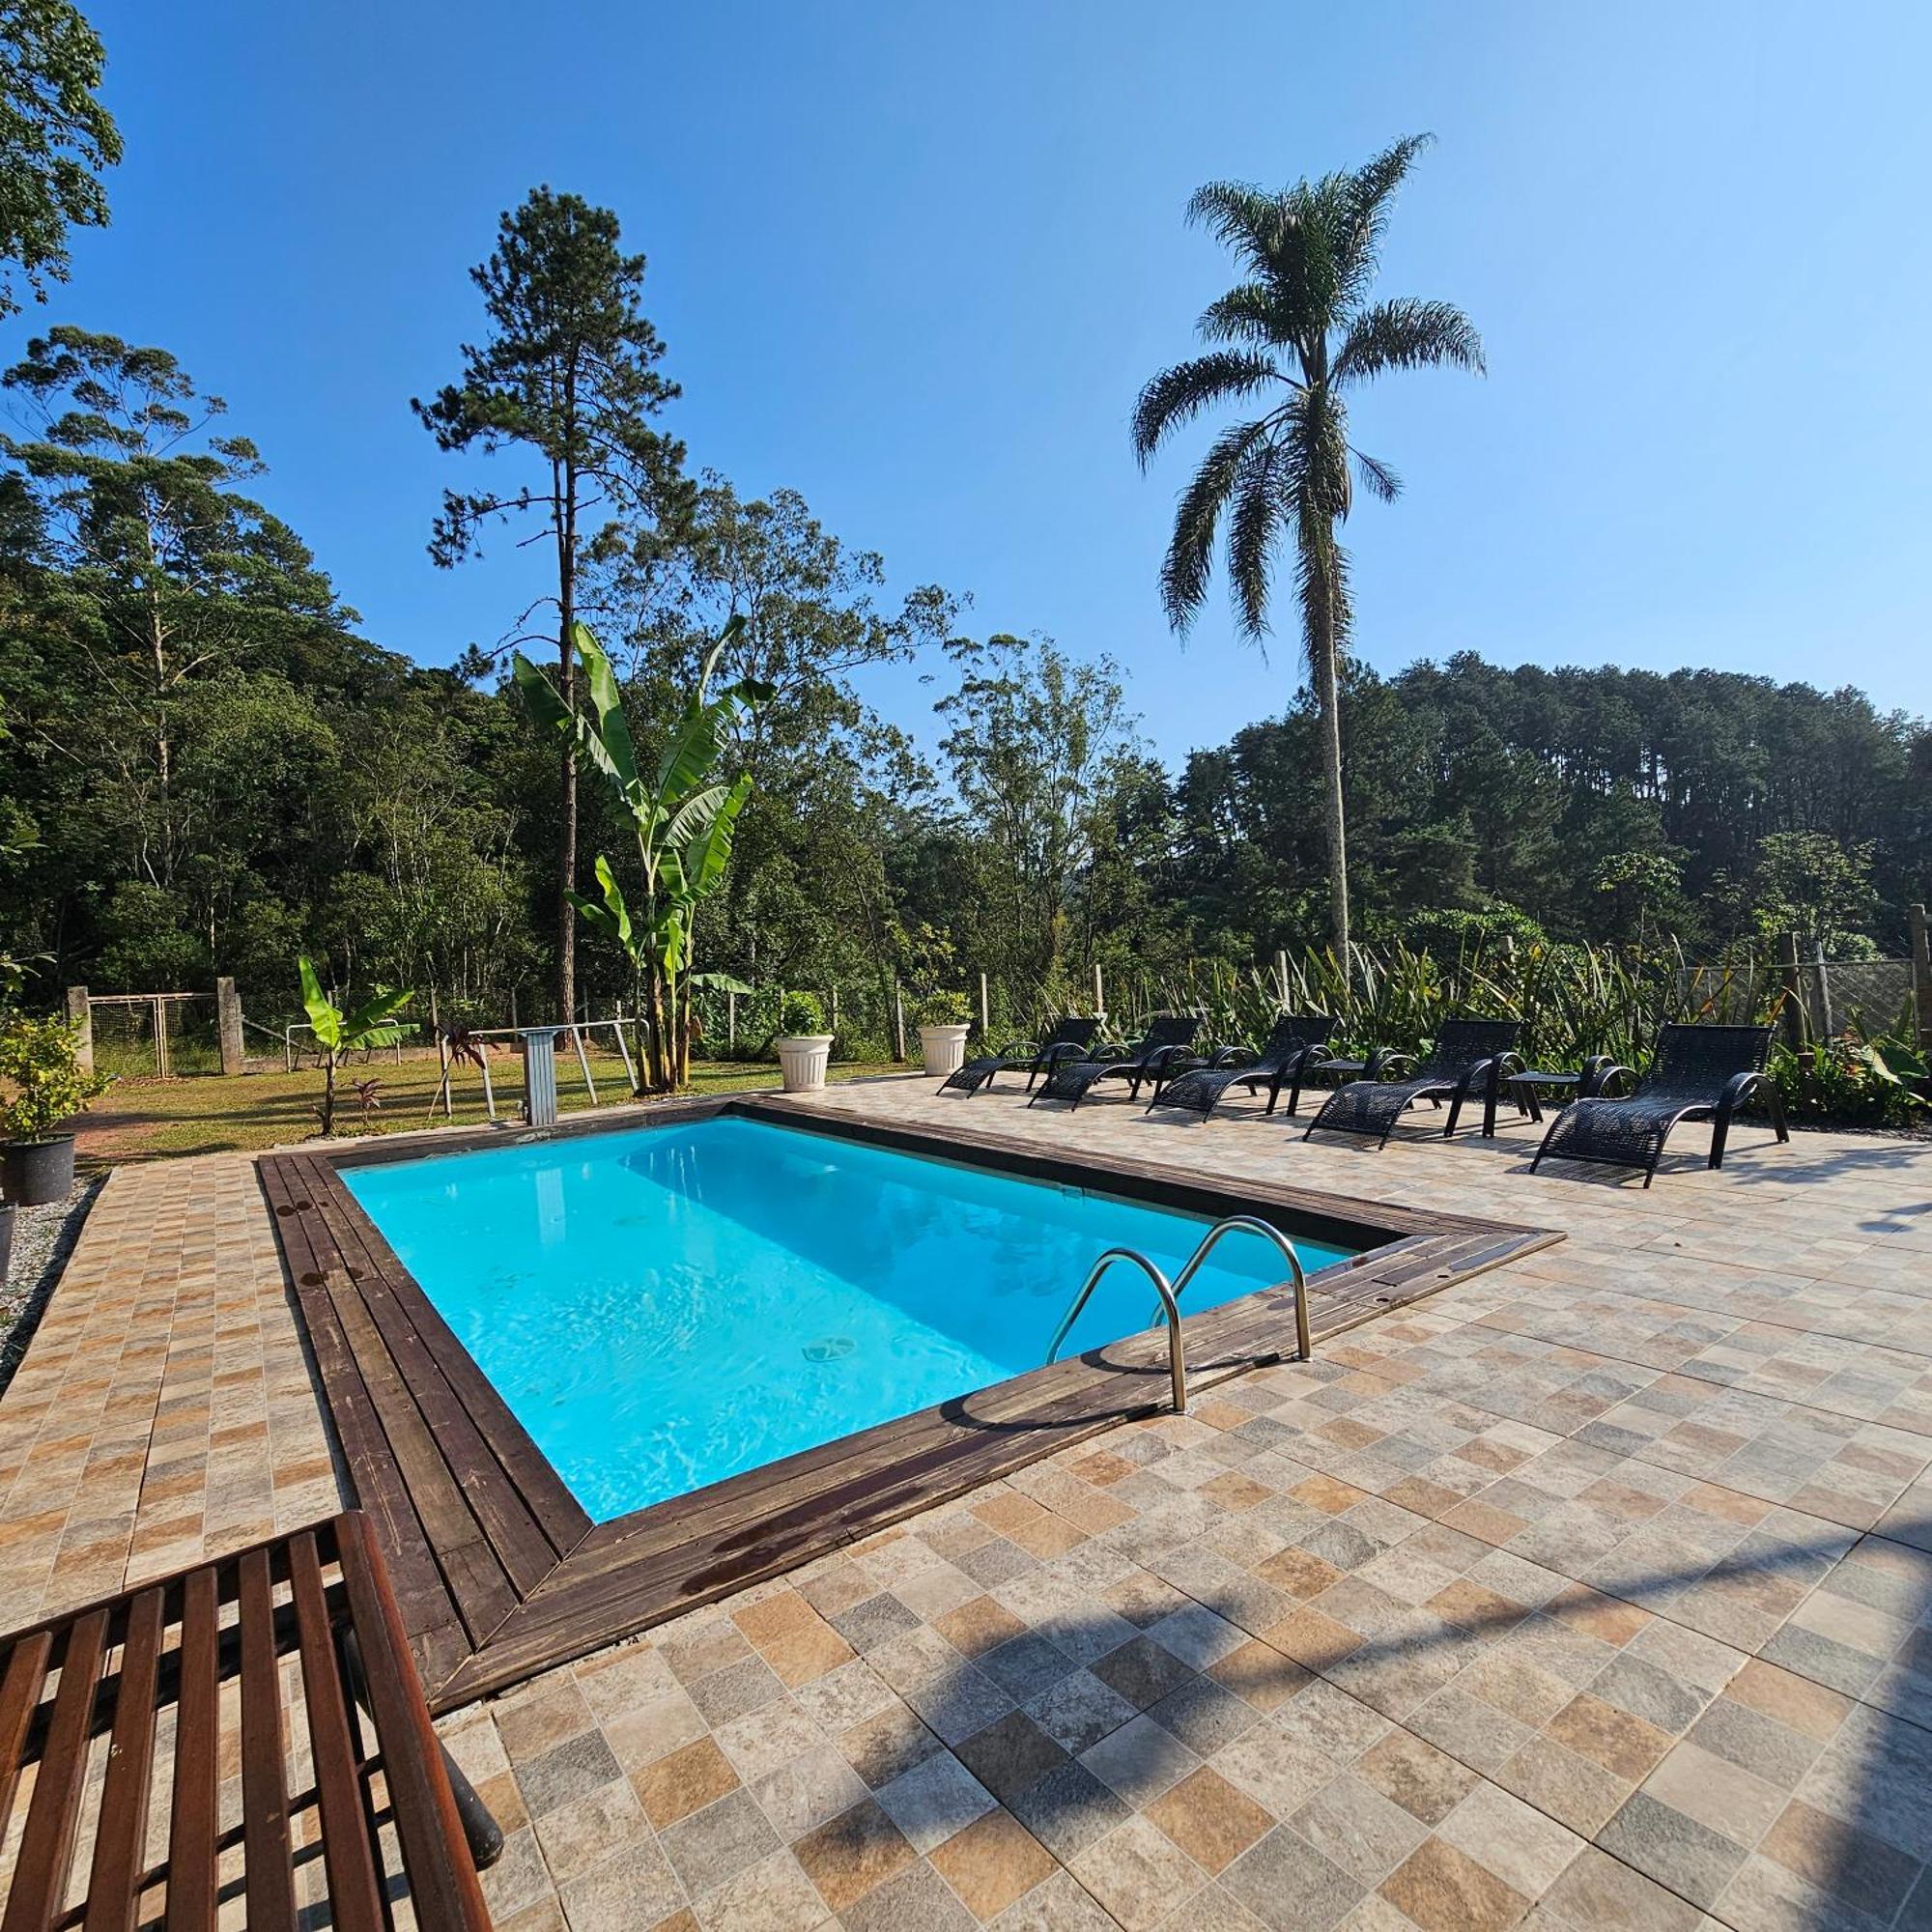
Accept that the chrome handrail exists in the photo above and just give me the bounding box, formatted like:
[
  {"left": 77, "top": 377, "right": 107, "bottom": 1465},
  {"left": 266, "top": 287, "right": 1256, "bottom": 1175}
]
[
  {"left": 1150, "top": 1214, "right": 1311, "bottom": 1362},
  {"left": 1043, "top": 1248, "right": 1188, "bottom": 1414}
]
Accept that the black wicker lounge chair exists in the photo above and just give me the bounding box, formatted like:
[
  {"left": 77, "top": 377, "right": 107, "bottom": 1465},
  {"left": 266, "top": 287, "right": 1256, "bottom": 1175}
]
[
  {"left": 1527, "top": 1023, "right": 1786, "bottom": 1185},
  {"left": 1031, "top": 1014, "right": 1201, "bottom": 1109},
  {"left": 1146, "top": 1013, "right": 1337, "bottom": 1122},
  {"left": 939, "top": 1017, "right": 1101, "bottom": 1096},
  {"left": 1303, "top": 1019, "right": 1522, "bottom": 1147}
]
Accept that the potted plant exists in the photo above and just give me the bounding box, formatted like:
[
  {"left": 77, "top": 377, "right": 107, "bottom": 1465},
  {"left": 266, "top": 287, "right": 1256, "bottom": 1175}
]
[
  {"left": 916, "top": 991, "right": 974, "bottom": 1077},
  {"left": 0, "top": 1013, "right": 110, "bottom": 1207},
  {"left": 774, "top": 990, "right": 834, "bottom": 1093}
]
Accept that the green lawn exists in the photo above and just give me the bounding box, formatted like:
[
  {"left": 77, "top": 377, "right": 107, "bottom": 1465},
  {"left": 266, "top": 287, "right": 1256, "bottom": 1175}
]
[{"left": 75, "top": 1048, "right": 908, "bottom": 1163}]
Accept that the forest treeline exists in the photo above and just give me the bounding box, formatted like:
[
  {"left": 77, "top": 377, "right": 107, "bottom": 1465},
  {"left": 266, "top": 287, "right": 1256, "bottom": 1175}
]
[{"left": 0, "top": 315, "right": 1924, "bottom": 1032}]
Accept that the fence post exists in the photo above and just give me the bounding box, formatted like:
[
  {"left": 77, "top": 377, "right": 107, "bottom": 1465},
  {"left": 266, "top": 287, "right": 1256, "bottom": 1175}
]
[
  {"left": 215, "top": 977, "right": 245, "bottom": 1075},
  {"left": 1910, "top": 903, "right": 1932, "bottom": 1046},
  {"left": 893, "top": 980, "right": 906, "bottom": 1062},
  {"left": 727, "top": 990, "right": 737, "bottom": 1051},
  {"left": 1812, "top": 941, "right": 1833, "bottom": 1040},
  {"left": 1777, "top": 931, "right": 1804, "bottom": 1046},
  {"left": 979, "top": 972, "right": 990, "bottom": 1040},
  {"left": 151, "top": 994, "right": 170, "bottom": 1078},
  {"left": 65, "top": 986, "right": 93, "bottom": 1075}
]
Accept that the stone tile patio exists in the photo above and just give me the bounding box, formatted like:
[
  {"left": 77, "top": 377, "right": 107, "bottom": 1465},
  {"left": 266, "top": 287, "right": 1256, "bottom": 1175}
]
[{"left": 1, "top": 1074, "right": 1928, "bottom": 1928}]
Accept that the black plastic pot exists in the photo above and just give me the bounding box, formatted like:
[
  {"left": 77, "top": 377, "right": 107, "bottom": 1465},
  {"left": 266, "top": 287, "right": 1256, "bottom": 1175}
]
[
  {"left": 1, "top": 1134, "right": 75, "bottom": 1208},
  {"left": 0, "top": 1203, "right": 12, "bottom": 1288}
]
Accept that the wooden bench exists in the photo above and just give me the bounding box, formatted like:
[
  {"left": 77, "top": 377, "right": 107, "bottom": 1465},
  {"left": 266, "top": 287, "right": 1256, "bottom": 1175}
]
[{"left": 0, "top": 1511, "right": 497, "bottom": 1931}]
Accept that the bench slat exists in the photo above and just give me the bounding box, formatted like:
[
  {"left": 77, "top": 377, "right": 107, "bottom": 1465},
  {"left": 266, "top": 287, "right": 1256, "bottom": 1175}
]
[
  {"left": 288, "top": 1530, "right": 386, "bottom": 1932},
  {"left": 238, "top": 1548, "right": 297, "bottom": 1932},
  {"left": 2, "top": 1607, "right": 108, "bottom": 1932},
  {"left": 0, "top": 1634, "right": 52, "bottom": 1856},
  {"left": 164, "top": 1567, "right": 219, "bottom": 1932},
  {"left": 81, "top": 1586, "right": 162, "bottom": 1932}
]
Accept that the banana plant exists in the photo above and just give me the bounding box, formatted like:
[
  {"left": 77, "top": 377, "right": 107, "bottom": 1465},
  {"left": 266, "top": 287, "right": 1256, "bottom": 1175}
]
[
  {"left": 515, "top": 618, "right": 768, "bottom": 1092},
  {"left": 299, "top": 956, "right": 413, "bottom": 1136}
]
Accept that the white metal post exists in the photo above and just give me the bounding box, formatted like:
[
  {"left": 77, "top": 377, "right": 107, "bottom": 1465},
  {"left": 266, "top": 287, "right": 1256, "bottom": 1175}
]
[
  {"left": 571, "top": 1025, "right": 599, "bottom": 1106},
  {"left": 611, "top": 1006, "right": 638, "bottom": 1092}
]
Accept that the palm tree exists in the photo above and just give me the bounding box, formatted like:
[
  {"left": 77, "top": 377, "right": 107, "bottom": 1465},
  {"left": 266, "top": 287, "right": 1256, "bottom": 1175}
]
[{"left": 1133, "top": 134, "right": 1482, "bottom": 959}]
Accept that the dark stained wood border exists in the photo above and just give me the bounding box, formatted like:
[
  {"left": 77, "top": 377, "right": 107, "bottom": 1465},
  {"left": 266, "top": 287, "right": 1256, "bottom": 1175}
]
[{"left": 262, "top": 1094, "right": 1561, "bottom": 1710}]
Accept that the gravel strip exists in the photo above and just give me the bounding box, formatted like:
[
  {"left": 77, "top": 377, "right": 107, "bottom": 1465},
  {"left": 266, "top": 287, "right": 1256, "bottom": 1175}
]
[{"left": 0, "top": 1175, "right": 104, "bottom": 1398}]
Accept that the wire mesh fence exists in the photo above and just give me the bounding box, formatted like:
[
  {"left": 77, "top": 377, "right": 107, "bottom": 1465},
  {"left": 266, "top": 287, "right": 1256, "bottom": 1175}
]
[
  {"left": 85, "top": 993, "right": 223, "bottom": 1078},
  {"left": 1671, "top": 957, "right": 1918, "bottom": 1039},
  {"left": 66, "top": 931, "right": 1931, "bottom": 1096}
]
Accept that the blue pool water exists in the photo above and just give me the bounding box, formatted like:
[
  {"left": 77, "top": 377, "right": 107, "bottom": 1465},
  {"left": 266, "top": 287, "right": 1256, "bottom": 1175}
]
[{"left": 343, "top": 1117, "right": 1353, "bottom": 1520}]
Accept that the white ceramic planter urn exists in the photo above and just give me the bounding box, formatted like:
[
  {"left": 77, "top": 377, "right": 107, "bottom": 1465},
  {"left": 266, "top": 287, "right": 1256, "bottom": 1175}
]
[
  {"left": 776, "top": 1034, "right": 835, "bottom": 1092},
  {"left": 919, "top": 1023, "right": 972, "bottom": 1077}
]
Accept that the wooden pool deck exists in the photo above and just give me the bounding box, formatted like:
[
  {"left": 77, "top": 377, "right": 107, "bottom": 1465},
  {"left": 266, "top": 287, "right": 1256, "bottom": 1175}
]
[{"left": 259, "top": 1095, "right": 1557, "bottom": 1711}]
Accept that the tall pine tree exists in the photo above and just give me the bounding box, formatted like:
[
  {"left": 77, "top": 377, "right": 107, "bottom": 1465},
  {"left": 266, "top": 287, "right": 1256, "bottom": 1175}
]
[{"left": 414, "top": 186, "right": 688, "bottom": 1022}]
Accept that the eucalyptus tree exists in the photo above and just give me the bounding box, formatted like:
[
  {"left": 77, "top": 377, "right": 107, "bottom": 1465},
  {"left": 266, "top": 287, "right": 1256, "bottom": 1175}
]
[
  {"left": 0, "top": 1, "right": 121, "bottom": 319},
  {"left": 935, "top": 632, "right": 1139, "bottom": 988},
  {"left": 598, "top": 475, "right": 960, "bottom": 1007},
  {"left": 1133, "top": 134, "right": 1482, "bottom": 958},
  {"left": 0, "top": 327, "right": 355, "bottom": 901},
  {"left": 414, "top": 186, "right": 689, "bottom": 1024}
]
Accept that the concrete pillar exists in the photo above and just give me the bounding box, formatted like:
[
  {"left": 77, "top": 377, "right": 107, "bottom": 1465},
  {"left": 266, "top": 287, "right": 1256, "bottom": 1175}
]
[
  {"left": 215, "top": 976, "right": 245, "bottom": 1075},
  {"left": 65, "top": 986, "right": 93, "bottom": 1074}
]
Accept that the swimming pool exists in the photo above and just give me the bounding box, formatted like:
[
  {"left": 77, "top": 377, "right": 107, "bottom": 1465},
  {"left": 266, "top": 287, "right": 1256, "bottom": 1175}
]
[{"left": 343, "top": 1114, "right": 1355, "bottom": 1520}]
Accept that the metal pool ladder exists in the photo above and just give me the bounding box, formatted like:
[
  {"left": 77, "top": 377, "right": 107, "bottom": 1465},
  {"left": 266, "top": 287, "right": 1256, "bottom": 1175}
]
[{"left": 1042, "top": 1215, "right": 1310, "bottom": 1416}]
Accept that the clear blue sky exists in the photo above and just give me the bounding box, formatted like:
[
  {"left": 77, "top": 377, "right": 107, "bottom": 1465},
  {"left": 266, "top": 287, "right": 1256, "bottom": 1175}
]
[{"left": 43, "top": 0, "right": 1932, "bottom": 761}]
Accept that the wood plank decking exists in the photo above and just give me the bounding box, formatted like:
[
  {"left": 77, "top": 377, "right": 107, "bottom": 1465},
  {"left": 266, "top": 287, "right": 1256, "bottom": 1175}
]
[{"left": 261, "top": 1096, "right": 1560, "bottom": 1711}]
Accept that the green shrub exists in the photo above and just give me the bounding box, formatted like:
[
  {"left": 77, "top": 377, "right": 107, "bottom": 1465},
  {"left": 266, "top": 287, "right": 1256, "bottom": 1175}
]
[
  {"left": 0, "top": 1014, "right": 112, "bottom": 1142},
  {"left": 1402, "top": 905, "right": 1549, "bottom": 957},
  {"left": 776, "top": 990, "right": 828, "bottom": 1037},
  {"left": 1771, "top": 1025, "right": 1927, "bottom": 1128},
  {"left": 914, "top": 990, "right": 973, "bottom": 1028}
]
